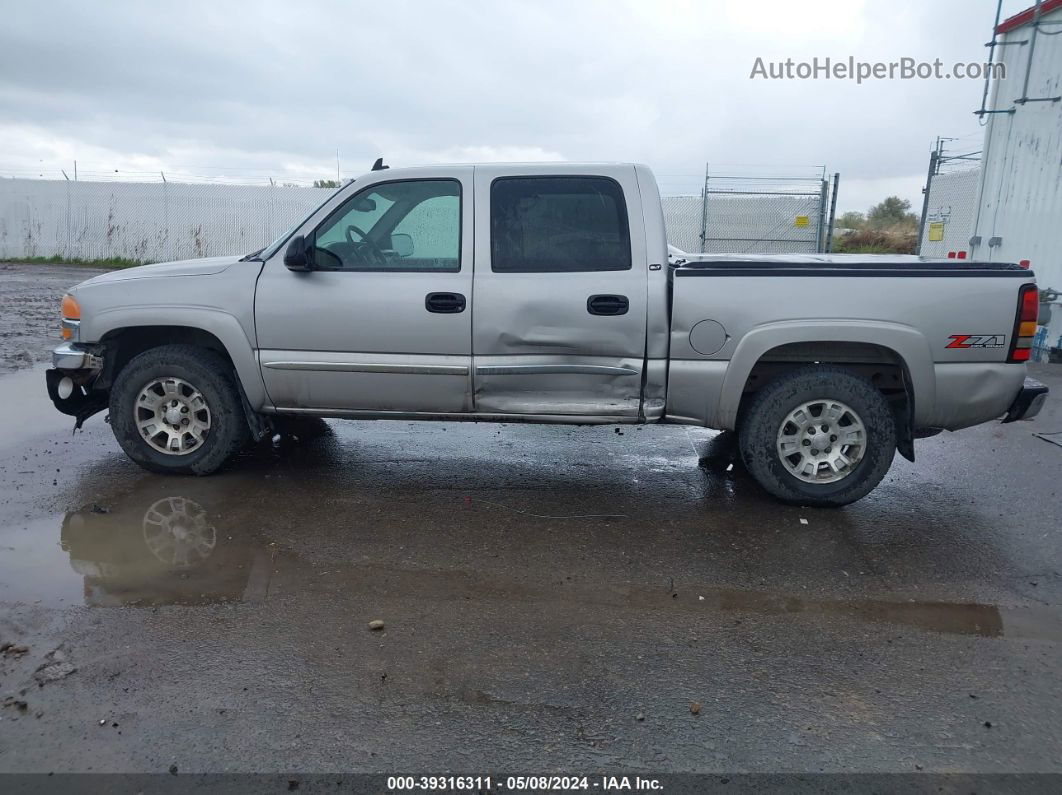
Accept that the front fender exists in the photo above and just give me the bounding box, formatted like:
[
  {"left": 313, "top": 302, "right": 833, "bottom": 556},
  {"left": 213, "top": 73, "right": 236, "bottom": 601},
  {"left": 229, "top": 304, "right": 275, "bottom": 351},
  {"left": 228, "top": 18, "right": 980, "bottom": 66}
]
[
  {"left": 715, "top": 320, "right": 935, "bottom": 428},
  {"left": 86, "top": 306, "right": 268, "bottom": 410}
]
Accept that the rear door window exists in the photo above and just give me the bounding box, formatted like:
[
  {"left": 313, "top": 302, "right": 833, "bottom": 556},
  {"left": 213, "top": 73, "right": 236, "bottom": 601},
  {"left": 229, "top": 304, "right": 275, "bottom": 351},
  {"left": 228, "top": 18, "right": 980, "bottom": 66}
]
[{"left": 490, "top": 176, "right": 631, "bottom": 272}]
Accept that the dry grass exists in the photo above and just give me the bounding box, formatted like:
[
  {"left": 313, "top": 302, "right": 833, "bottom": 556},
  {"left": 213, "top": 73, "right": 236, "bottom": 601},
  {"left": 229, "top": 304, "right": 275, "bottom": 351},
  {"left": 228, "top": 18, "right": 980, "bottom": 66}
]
[
  {"left": 0, "top": 255, "right": 147, "bottom": 269},
  {"left": 833, "top": 226, "right": 917, "bottom": 255}
]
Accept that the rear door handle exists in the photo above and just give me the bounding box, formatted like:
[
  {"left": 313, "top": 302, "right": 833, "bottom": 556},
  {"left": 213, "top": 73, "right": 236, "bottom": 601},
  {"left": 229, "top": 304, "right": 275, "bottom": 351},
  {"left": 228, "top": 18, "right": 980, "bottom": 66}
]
[
  {"left": 587, "top": 294, "right": 629, "bottom": 316},
  {"left": 425, "top": 292, "right": 466, "bottom": 313}
]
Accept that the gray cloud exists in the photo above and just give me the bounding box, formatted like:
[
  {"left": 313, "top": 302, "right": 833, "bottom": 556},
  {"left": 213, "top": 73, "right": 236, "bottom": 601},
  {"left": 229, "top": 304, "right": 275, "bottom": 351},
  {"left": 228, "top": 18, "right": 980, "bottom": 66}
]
[{"left": 0, "top": 0, "right": 1028, "bottom": 210}]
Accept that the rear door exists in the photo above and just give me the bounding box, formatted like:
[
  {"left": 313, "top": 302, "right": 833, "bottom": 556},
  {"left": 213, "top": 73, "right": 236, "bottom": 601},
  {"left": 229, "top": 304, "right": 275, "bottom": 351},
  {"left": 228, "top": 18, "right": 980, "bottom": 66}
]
[{"left": 471, "top": 165, "right": 648, "bottom": 417}]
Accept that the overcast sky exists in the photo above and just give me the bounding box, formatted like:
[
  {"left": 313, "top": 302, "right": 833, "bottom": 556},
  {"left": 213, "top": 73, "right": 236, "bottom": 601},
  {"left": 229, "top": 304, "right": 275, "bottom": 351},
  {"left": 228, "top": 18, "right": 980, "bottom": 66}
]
[{"left": 0, "top": 0, "right": 1034, "bottom": 212}]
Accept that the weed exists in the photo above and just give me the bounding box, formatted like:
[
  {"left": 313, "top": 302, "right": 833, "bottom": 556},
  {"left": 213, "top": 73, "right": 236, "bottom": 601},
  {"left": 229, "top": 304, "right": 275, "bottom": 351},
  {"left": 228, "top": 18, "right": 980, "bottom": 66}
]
[{"left": 0, "top": 255, "right": 148, "bottom": 269}]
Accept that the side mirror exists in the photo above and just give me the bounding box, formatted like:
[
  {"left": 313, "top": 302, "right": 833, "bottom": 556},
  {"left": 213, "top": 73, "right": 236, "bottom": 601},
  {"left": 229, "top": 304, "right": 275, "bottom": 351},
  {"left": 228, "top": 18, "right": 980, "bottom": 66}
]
[
  {"left": 283, "top": 235, "right": 313, "bottom": 272},
  {"left": 390, "top": 233, "right": 414, "bottom": 258}
]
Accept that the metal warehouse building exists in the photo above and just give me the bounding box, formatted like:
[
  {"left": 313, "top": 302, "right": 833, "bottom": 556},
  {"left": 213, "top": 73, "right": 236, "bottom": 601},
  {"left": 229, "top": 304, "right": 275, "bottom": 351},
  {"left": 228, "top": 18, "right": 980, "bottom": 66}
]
[{"left": 972, "top": 0, "right": 1062, "bottom": 354}]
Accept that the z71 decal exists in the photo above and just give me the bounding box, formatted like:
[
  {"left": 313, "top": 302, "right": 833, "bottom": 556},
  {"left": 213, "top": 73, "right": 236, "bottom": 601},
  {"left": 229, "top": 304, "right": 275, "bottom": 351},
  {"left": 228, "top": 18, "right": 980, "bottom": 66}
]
[{"left": 946, "top": 334, "right": 1005, "bottom": 349}]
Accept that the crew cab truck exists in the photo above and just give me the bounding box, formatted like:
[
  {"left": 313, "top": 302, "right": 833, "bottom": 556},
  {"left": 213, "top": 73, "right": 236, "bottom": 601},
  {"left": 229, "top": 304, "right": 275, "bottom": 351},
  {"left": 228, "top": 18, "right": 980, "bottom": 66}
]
[{"left": 47, "top": 163, "right": 1048, "bottom": 506}]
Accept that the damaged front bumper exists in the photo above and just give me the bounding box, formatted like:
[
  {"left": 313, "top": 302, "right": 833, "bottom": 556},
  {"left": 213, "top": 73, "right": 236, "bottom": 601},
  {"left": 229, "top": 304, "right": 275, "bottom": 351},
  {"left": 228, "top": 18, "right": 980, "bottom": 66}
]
[
  {"left": 46, "top": 342, "right": 108, "bottom": 427},
  {"left": 1002, "top": 377, "right": 1049, "bottom": 423},
  {"left": 52, "top": 341, "right": 103, "bottom": 371}
]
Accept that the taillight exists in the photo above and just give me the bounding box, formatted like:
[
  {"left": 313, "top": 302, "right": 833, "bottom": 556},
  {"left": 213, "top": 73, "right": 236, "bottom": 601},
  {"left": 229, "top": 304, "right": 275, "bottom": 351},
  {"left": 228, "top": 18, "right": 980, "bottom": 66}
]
[{"left": 1008, "top": 284, "right": 1039, "bottom": 362}]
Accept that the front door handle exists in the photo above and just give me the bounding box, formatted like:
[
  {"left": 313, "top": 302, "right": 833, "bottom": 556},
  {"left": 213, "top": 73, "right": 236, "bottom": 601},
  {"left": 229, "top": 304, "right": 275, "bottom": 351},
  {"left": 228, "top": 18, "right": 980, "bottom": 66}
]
[
  {"left": 425, "top": 292, "right": 466, "bottom": 313},
  {"left": 587, "top": 294, "right": 629, "bottom": 316}
]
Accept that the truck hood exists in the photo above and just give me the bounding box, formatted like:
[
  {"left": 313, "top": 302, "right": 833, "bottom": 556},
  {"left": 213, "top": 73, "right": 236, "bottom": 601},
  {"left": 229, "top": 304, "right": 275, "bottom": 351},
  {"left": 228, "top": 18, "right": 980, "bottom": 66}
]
[{"left": 73, "top": 255, "right": 245, "bottom": 290}]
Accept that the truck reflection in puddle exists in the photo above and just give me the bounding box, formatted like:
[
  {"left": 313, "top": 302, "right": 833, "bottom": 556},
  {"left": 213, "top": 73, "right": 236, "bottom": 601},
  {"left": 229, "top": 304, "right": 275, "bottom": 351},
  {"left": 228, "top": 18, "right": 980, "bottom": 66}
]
[
  {"left": 61, "top": 492, "right": 259, "bottom": 607},
  {"left": 57, "top": 486, "right": 1021, "bottom": 638}
]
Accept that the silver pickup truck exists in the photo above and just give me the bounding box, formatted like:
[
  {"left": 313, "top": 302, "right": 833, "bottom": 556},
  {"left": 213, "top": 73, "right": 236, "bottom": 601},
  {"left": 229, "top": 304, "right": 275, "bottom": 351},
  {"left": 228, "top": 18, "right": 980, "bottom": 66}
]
[{"left": 46, "top": 162, "right": 1048, "bottom": 506}]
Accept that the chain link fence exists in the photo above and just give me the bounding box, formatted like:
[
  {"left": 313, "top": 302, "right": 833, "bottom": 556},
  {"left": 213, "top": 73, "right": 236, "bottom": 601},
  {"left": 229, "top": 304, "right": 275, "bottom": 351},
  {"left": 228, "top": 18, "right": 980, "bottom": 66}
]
[
  {"left": 917, "top": 163, "right": 981, "bottom": 259},
  {"left": 662, "top": 173, "right": 834, "bottom": 255},
  {"left": 659, "top": 196, "right": 703, "bottom": 253},
  {"left": 1, "top": 169, "right": 838, "bottom": 262}
]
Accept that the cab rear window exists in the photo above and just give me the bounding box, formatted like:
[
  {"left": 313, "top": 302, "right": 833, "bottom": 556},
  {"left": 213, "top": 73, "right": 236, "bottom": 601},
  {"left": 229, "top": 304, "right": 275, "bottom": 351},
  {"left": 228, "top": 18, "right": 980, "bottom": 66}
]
[{"left": 490, "top": 176, "right": 631, "bottom": 273}]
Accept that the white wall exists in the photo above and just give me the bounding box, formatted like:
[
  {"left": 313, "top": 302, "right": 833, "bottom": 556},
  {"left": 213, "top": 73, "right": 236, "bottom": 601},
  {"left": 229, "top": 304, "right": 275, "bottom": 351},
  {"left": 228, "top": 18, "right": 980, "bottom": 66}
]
[
  {"left": 973, "top": 4, "right": 1062, "bottom": 350},
  {"left": 1, "top": 177, "right": 827, "bottom": 265},
  {"left": 0, "top": 179, "right": 327, "bottom": 262}
]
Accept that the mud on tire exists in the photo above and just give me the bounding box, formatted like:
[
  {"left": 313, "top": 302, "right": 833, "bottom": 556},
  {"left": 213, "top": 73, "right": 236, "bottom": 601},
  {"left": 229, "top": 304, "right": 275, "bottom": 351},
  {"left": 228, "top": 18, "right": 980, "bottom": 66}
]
[
  {"left": 737, "top": 365, "right": 897, "bottom": 507},
  {"left": 109, "top": 344, "right": 249, "bottom": 475}
]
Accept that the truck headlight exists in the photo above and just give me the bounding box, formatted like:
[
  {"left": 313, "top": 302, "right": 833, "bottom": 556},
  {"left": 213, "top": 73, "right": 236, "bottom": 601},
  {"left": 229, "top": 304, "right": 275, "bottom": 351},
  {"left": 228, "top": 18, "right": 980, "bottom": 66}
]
[{"left": 61, "top": 294, "right": 81, "bottom": 341}]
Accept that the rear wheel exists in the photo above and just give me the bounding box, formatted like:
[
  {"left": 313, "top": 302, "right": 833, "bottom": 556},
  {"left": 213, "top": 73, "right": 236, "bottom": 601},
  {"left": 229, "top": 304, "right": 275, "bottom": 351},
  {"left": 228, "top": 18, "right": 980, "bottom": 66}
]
[
  {"left": 737, "top": 365, "right": 896, "bottom": 506},
  {"left": 109, "top": 345, "right": 249, "bottom": 475}
]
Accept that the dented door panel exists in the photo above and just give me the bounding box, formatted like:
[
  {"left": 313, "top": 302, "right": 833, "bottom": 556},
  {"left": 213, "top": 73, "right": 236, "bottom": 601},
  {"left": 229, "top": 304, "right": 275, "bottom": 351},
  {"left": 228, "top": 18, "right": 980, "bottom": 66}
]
[{"left": 471, "top": 165, "right": 649, "bottom": 417}]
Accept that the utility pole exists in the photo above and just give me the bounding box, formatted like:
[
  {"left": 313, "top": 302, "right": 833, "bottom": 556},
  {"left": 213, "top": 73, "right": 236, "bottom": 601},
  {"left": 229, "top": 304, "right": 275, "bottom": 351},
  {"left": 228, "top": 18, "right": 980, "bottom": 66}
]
[
  {"left": 73, "top": 160, "right": 77, "bottom": 181},
  {"left": 817, "top": 177, "right": 829, "bottom": 252},
  {"left": 336, "top": 148, "right": 340, "bottom": 184},
  {"left": 825, "top": 172, "right": 840, "bottom": 253},
  {"left": 699, "top": 162, "right": 710, "bottom": 254},
  {"left": 915, "top": 140, "right": 940, "bottom": 256}
]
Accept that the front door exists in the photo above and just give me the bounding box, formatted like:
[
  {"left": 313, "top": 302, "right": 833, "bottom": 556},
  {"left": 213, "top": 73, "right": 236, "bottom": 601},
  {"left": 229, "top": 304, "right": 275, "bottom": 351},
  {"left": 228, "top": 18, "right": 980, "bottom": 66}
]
[
  {"left": 255, "top": 169, "right": 473, "bottom": 413},
  {"left": 471, "top": 166, "right": 648, "bottom": 417}
]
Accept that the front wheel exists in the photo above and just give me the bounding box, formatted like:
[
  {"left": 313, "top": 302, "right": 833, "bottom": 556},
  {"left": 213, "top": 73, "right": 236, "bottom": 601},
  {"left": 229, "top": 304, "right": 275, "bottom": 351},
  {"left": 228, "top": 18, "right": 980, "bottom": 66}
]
[
  {"left": 109, "top": 345, "right": 250, "bottom": 475},
  {"left": 738, "top": 365, "right": 897, "bottom": 507}
]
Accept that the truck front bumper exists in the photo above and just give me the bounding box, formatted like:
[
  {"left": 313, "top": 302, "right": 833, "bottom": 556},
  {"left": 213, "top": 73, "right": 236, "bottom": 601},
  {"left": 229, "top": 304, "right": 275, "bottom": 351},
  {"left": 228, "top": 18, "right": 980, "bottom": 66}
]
[
  {"left": 47, "top": 342, "right": 107, "bottom": 424},
  {"left": 1002, "top": 377, "right": 1049, "bottom": 423},
  {"left": 52, "top": 341, "right": 103, "bottom": 371}
]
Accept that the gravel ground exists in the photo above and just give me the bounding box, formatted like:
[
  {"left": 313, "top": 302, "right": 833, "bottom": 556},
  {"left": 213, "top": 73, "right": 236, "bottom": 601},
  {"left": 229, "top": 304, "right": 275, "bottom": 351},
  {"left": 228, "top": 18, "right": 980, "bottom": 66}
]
[{"left": 0, "top": 263, "right": 107, "bottom": 372}]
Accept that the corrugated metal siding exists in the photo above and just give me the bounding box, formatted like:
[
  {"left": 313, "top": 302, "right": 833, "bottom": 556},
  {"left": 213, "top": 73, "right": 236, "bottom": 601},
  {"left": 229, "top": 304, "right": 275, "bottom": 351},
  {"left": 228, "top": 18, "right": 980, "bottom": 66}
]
[{"left": 972, "top": 4, "right": 1062, "bottom": 347}]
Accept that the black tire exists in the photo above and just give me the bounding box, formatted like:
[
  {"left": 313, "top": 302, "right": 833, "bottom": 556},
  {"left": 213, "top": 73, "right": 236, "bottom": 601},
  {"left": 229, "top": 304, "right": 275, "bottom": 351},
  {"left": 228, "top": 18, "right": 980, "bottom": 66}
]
[
  {"left": 109, "top": 344, "right": 250, "bottom": 475},
  {"left": 737, "top": 365, "right": 896, "bottom": 507}
]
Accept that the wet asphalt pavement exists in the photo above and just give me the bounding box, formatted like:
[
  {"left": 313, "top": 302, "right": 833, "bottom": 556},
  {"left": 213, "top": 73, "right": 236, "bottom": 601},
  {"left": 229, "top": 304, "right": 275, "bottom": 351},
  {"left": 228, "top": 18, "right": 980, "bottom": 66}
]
[{"left": 0, "top": 265, "right": 1061, "bottom": 775}]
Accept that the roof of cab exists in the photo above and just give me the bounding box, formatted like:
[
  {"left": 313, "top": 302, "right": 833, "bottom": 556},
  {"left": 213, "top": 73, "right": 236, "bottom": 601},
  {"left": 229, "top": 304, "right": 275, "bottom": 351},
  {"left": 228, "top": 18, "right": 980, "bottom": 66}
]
[{"left": 350, "top": 161, "right": 646, "bottom": 179}]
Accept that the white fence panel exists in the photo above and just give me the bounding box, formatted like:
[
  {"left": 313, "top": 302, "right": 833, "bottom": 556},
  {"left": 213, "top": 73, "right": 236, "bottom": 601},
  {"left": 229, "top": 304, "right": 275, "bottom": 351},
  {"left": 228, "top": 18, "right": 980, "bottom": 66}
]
[
  {"left": 0, "top": 179, "right": 327, "bottom": 262},
  {"left": 1, "top": 177, "right": 830, "bottom": 262}
]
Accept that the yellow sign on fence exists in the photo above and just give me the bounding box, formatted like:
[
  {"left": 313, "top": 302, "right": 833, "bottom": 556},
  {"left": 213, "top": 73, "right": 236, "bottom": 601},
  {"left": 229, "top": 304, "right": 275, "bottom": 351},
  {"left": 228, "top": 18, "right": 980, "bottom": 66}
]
[
  {"left": 928, "top": 221, "right": 945, "bottom": 242},
  {"left": 794, "top": 215, "right": 810, "bottom": 228}
]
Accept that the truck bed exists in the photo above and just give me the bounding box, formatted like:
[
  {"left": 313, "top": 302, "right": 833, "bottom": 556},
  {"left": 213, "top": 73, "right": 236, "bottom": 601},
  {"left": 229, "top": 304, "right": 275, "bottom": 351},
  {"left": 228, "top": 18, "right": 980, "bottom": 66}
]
[{"left": 664, "top": 254, "right": 1035, "bottom": 431}]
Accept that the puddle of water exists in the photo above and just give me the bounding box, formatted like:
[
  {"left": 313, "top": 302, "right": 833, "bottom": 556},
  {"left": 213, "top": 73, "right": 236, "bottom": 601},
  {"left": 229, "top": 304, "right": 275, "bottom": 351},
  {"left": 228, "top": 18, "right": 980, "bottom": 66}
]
[
  {"left": 0, "top": 489, "right": 263, "bottom": 608},
  {"left": 0, "top": 365, "right": 77, "bottom": 450},
  {"left": 632, "top": 588, "right": 1008, "bottom": 638},
  {"left": 61, "top": 494, "right": 260, "bottom": 606},
  {"left": 0, "top": 470, "right": 1057, "bottom": 643},
  {"left": 0, "top": 516, "right": 86, "bottom": 607}
]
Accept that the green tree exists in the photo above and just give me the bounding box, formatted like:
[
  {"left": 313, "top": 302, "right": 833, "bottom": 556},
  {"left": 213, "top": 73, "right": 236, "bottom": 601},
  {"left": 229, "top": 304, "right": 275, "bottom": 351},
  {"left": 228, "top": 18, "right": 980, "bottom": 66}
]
[
  {"left": 837, "top": 211, "right": 865, "bottom": 230},
  {"left": 866, "top": 196, "right": 917, "bottom": 229},
  {"left": 314, "top": 179, "right": 340, "bottom": 189}
]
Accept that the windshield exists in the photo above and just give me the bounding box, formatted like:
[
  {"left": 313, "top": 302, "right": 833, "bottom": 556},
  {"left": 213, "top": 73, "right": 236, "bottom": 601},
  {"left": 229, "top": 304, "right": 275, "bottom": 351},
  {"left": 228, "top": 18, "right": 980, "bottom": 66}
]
[{"left": 251, "top": 183, "right": 350, "bottom": 260}]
